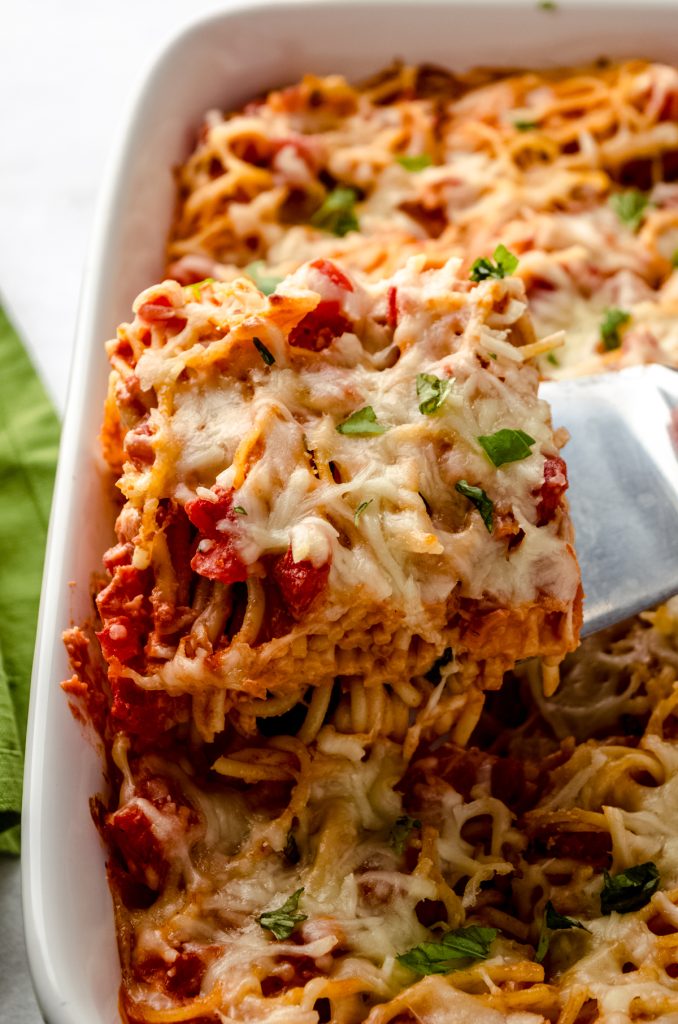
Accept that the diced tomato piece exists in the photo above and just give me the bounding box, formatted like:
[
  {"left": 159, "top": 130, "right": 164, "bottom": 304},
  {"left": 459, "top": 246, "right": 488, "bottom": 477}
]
[
  {"left": 96, "top": 567, "right": 150, "bottom": 666},
  {"left": 97, "top": 615, "right": 141, "bottom": 663},
  {"left": 102, "top": 542, "right": 133, "bottom": 573},
  {"left": 536, "top": 455, "right": 568, "bottom": 525},
  {"left": 137, "top": 295, "right": 187, "bottom": 333},
  {"left": 107, "top": 804, "right": 168, "bottom": 890},
  {"left": 110, "top": 677, "right": 183, "bottom": 738},
  {"left": 97, "top": 565, "right": 149, "bottom": 618},
  {"left": 310, "top": 258, "right": 354, "bottom": 292},
  {"left": 273, "top": 548, "right": 330, "bottom": 617},
  {"left": 387, "top": 285, "right": 398, "bottom": 330},
  {"left": 133, "top": 949, "right": 210, "bottom": 999},
  {"left": 288, "top": 301, "right": 352, "bottom": 351},
  {"left": 185, "top": 487, "right": 248, "bottom": 585},
  {"left": 185, "top": 486, "right": 235, "bottom": 537},
  {"left": 191, "top": 538, "right": 248, "bottom": 585}
]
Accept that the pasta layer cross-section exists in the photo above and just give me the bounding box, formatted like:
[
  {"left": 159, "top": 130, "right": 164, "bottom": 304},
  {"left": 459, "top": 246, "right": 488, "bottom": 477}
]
[{"left": 96, "top": 255, "right": 581, "bottom": 741}]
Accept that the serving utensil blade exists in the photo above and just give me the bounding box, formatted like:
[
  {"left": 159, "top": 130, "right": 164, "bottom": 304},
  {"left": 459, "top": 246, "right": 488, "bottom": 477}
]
[{"left": 541, "top": 365, "right": 678, "bottom": 637}]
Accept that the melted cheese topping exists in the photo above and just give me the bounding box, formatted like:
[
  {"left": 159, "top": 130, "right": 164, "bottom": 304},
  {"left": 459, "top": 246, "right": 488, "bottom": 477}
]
[
  {"left": 104, "top": 255, "right": 579, "bottom": 712},
  {"left": 169, "top": 61, "right": 678, "bottom": 381}
]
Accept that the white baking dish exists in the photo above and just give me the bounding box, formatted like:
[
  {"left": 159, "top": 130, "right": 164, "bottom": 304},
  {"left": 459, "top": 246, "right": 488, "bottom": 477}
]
[{"left": 21, "top": 2, "right": 678, "bottom": 1021}]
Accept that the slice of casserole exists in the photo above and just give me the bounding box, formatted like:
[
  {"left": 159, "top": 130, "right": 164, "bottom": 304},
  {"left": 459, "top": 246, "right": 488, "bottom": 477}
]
[{"left": 94, "top": 253, "right": 581, "bottom": 739}]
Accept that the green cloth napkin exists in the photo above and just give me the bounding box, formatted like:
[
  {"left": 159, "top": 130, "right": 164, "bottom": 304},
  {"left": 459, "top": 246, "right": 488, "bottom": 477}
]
[{"left": 0, "top": 306, "right": 59, "bottom": 854}]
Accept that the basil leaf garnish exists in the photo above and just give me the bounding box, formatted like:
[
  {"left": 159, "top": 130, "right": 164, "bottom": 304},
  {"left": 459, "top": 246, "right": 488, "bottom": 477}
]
[
  {"left": 311, "top": 187, "right": 359, "bottom": 237},
  {"left": 390, "top": 815, "right": 421, "bottom": 855},
  {"left": 599, "top": 308, "right": 630, "bottom": 351},
  {"left": 336, "top": 406, "right": 387, "bottom": 436},
  {"left": 246, "top": 260, "right": 283, "bottom": 296},
  {"left": 417, "top": 373, "right": 451, "bottom": 415},
  {"left": 397, "top": 154, "right": 433, "bottom": 172},
  {"left": 478, "top": 428, "right": 536, "bottom": 467},
  {"left": 398, "top": 926, "right": 497, "bottom": 976},
  {"left": 535, "top": 900, "right": 588, "bottom": 962},
  {"left": 455, "top": 480, "right": 494, "bottom": 533},
  {"left": 258, "top": 889, "right": 307, "bottom": 940},
  {"left": 609, "top": 189, "right": 649, "bottom": 232},
  {"left": 600, "top": 862, "right": 659, "bottom": 915},
  {"left": 470, "top": 244, "right": 519, "bottom": 282}
]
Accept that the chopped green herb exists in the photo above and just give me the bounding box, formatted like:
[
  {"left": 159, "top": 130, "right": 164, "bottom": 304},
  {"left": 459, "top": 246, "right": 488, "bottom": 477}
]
[
  {"left": 416, "top": 373, "right": 452, "bottom": 415},
  {"left": 535, "top": 926, "right": 549, "bottom": 965},
  {"left": 514, "top": 119, "right": 538, "bottom": 131},
  {"left": 470, "top": 244, "right": 519, "bottom": 282},
  {"left": 599, "top": 308, "right": 631, "bottom": 351},
  {"left": 545, "top": 903, "right": 588, "bottom": 932},
  {"left": 546, "top": 352, "right": 560, "bottom": 367},
  {"left": 283, "top": 831, "right": 300, "bottom": 865},
  {"left": 478, "top": 428, "right": 536, "bottom": 467},
  {"left": 455, "top": 480, "right": 494, "bottom": 533},
  {"left": 609, "top": 189, "right": 649, "bottom": 232},
  {"left": 336, "top": 406, "right": 387, "bottom": 436},
  {"left": 538, "top": 0, "right": 557, "bottom": 9},
  {"left": 311, "top": 186, "right": 359, "bottom": 237},
  {"left": 600, "top": 862, "right": 660, "bottom": 916},
  {"left": 354, "top": 499, "right": 373, "bottom": 523},
  {"left": 246, "top": 260, "right": 283, "bottom": 296},
  {"left": 397, "top": 153, "right": 433, "bottom": 172},
  {"left": 398, "top": 926, "right": 498, "bottom": 976},
  {"left": 253, "top": 336, "right": 275, "bottom": 366},
  {"left": 189, "top": 277, "right": 214, "bottom": 300},
  {"left": 233, "top": 506, "right": 247, "bottom": 516},
  {"left": 536, "top": 901, "right": 588, "bottom": 963},
  {"left": 390, "top": 815, "right": 421, "bottom": 855},
  {"left": 672, "top": 248, "right": 678, "bottom": 269},
  {"left": 258, "top": 889, "right": 307, "bottom": 940}
]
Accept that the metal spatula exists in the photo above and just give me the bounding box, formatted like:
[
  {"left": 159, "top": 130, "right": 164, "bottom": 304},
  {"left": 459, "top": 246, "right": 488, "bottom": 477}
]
[{"left": 540, "top": 365, "right": 678, "bottom": 637}]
